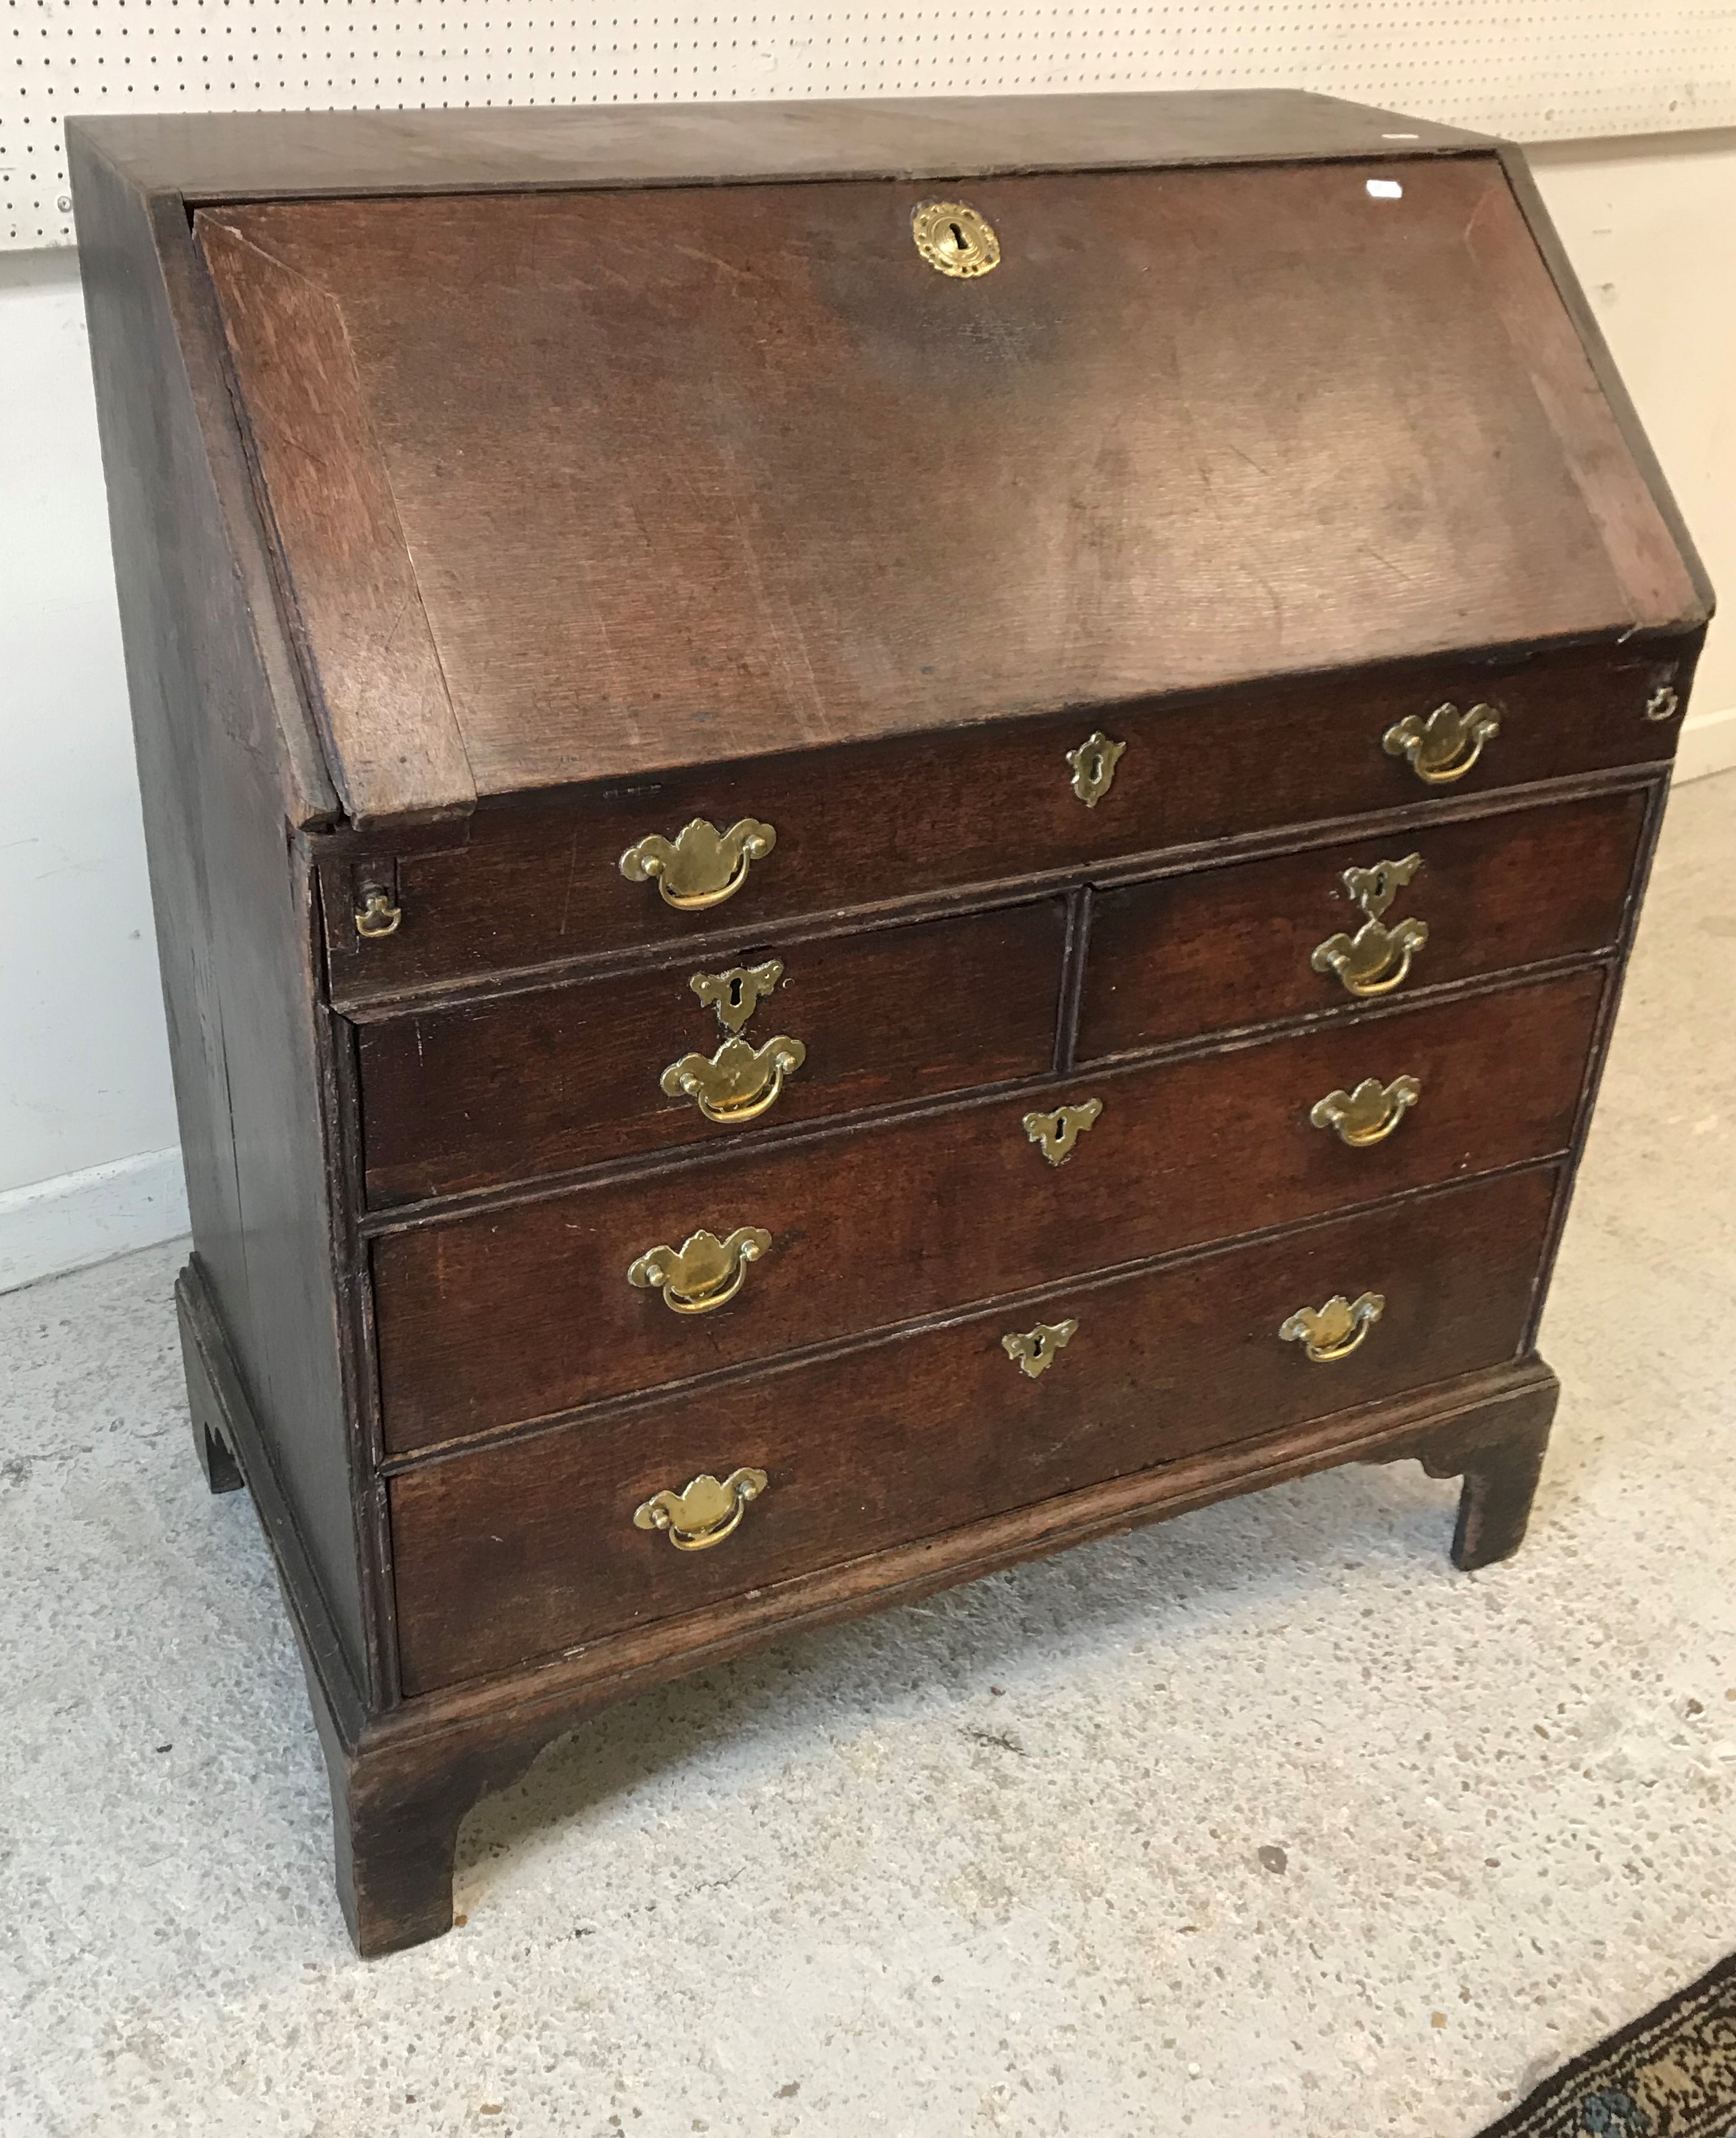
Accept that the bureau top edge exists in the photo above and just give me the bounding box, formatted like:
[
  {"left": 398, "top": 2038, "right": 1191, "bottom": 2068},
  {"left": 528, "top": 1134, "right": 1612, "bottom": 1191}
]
[{"left": 66, "top": 91, "right": 1495, "bottom": 204}]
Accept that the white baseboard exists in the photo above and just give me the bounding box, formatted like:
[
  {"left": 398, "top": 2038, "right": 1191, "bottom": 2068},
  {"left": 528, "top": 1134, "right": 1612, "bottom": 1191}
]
[
  {"left": 0, "top": 1146, "right": 189, "bottom": 1294},
  {"left": 1674, "top": 704, "right": 1736, "bottom": 784}
]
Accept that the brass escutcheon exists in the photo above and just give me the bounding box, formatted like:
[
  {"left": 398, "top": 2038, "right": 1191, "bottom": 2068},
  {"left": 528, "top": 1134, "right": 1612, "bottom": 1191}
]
[
  {"left": 660, "top": 1034, "right": 806, "bottom": 1123},
  {"left": 354, "top": 884, "right": 402, "bottom": 939},
  {"left": 1313, "top": 853, "right": 1428, "bottom": 999},
  {"left": 633, "top": 1468, "right": 768, "bottom": 1551},
  {"left": 1065, "top": 731, "right": 1126, "bottom": 808},
  {"left": 627, "top": 1226, "right": 771, "bottom": 1315},
  {"left": 1023, "top": 1098, "right": 1103, "bottom": 1166},
  {"left": 1001, "top": 1317, "right": 1078, "bottom": 1379},
  {"left": 1341, "top": 852, "right": 1422, "bottom": 922},
  {"left": 1310, "top": 1074, "right": 1422, "bottom": 1148},
  {"left": 1383, "top": 702, "right": 1501, "bottom": 785},
  {"left": 911, "top": 200, "right": 1000, "bottom": 278},
  {"left": 1280, "top": 1291, "right": 1385, "bottom": 1363},
  {"left": 691, "top": 958, "right": 784, "bottom": 1035},
  {"left": 620, "top": 818, "right": 776, "bottom": 910}
]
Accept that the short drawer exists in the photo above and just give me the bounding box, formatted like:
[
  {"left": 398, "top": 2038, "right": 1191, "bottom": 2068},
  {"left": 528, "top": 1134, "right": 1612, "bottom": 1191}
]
[
  {"left": 371, "top": 968, "right": 1601, "bottom": 1452},
  {"left": 389, "top": 1163, "right": 1560, "bottom": 1693},
  {"left": 1078, "top": 787, "right": 1646, "bottom": 1059},
  {"left": 321, "top": 643, "right": 1679, "bottom": 1008},
  {"left": 356, "top": 900, "right": 1067, "bottom": 1205}
]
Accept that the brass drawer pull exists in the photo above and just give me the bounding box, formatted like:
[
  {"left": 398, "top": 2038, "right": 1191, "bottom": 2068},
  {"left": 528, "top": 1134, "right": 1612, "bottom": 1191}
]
[
  {"left": 691, "top": 958, "right": 784, "bottom": 1034},
  {"left": 1065, "top": 731, "right": 1126, "bottom": 808},
  {"left": 1312, "top": 852, "right": 1428, "bottom": 1000},
  {"left": 354, "top": 883, "right": 402, "bottom": 939},
  {"left": 660, "top": 1035, "right": 806, "bottom": 1123},
  {"left": 1001, "top": 1317, "right": 1078, "bottom": 1379},
  {"left": 1280, "top": 1291, "right": 1385, "bottom": 1363},
  {"left": 1310, "top": 1074, "right": 1421, "bottom": 1147},
  {"left": 1383, "top": 701, "right": 1500, "bottom": 785},
  {"left": 619, "top": 817, "right": 776, "bottom": 910},
  {"left": 1645, "top": 684, "right": 1680, "bottom": 723},
  {"left": 1023, "top": 1098, "right": 1103, "bottom": 1166},
  {"left": 627, "top": 1226, "right": 771, "bottom": 1314},
  {"left": 634, "top": 1468, "right": 768, "bottom": 1551}
]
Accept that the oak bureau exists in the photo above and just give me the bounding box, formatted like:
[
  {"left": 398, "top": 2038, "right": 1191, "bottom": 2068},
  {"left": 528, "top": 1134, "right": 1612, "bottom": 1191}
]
[{"left": 71, "top": 91, "right": 1710, "bottom": 1954}]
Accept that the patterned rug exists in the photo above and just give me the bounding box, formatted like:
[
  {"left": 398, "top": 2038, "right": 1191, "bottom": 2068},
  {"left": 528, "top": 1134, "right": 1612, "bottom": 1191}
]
[{"left": 1478, "top": 1951, "right": 1736, "bottom": 2137}]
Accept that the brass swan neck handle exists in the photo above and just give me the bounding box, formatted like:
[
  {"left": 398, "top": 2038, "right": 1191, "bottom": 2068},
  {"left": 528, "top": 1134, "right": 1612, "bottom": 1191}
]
[
  {"left": 1280, "top": 1291, "right": 1384, "bottom": 1363},
  {"left": 660, "top": 1035, "right": 806, "bottom": 1124},
  {"left": 1383, "top": 702, "right": 1500, "bottom": 785},
  {"left": 634, "top": 1469, "right": 768, "bottom": 1551},
  {"left": 627, "top": 1227, "right": 771, "bottom": 1314},
  {"left": 620, "top": 817, "right": 776, "bottom": 910}
]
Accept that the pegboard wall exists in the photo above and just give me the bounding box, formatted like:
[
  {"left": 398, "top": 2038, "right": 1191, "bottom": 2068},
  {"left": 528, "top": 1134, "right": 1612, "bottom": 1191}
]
[{"left": 7, "top": 1, "right": 1736, "bottom": 247}]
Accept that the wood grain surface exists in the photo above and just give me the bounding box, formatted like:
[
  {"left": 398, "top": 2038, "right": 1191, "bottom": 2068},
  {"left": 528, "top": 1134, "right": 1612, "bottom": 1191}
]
[
  {"left": 370, "top": 969, "right": 1599, "bottom": 1450},
  {"left": 199, "top": 155, "right": 1698, "bottom": 819},
  {"left": 1078, "top": 787, "right": 1645, "bottom": 1057},
  {"left": 318, "top": 643, "right": 1679, "bottom": 1006},
  {"left": 357, "top": 899, "right": 1067, "bottom": 1201},
  {"left": 389, "top": 1163, "right": 1560, "bottom": 1692}
]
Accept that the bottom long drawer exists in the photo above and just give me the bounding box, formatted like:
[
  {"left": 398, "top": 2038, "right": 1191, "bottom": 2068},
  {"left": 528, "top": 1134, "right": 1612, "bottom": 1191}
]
[{"left": 389, "top": 1164, "right": 1560, "bottom": 1694}]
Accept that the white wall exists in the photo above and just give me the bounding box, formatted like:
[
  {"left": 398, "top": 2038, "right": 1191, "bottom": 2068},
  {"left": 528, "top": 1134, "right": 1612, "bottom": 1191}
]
[
  {"left": 0, "top": 249, "right": 185, "bottom": 1288},
  {"left": 1530, "top": 132, "right": 1736, "bottom": 775},
  {"left": 0, "top": 130, "right": 1731, "bottom": 1289}
]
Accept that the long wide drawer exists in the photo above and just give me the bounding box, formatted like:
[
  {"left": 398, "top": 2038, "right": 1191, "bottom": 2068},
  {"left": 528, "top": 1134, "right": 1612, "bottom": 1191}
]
[
  {"left": 1079, "top": 786, "right": 1645, "bottom": 1057},
  {"left": 389, "top": 1164, "right": 1561, "bottom": 1694},
  {"left": 371, "top": 968, "right": 1601, "bottom": 1451},
  {"left": 321, "top": 642, "right": 1678, "bottom": 1007},
  {"left": 357, "top": 899, "right": 1067, "bottom": 1205}
]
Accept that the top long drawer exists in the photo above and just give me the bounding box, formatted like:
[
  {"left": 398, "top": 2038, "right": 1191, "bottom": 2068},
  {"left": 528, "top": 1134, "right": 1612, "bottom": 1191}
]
[{"left": 318, "top": 641, "right": 1682, "bottom": 1006}]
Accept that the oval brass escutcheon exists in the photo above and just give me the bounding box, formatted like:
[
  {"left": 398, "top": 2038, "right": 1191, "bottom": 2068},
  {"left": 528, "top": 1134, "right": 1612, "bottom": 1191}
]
[{"left": 911, "top": 200, "right": 1000, "bottom": 278}]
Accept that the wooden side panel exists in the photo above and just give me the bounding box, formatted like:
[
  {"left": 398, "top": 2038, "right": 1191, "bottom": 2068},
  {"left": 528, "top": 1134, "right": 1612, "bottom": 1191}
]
[
  {"left": 71, "top": 148, "right": 370, "bottom": 1688},
  {"left": 371, "top": 967, "right": 1601, "bottom": 1450},
  {"left": 197, "top": 215, "right": 476, "bottom": 827},
  {"left": 389, "top": 1164, "right": 1560, "bottom": 1693},
  {"left": 202, "top": 156, "right": 1700, "bottom": 812}
]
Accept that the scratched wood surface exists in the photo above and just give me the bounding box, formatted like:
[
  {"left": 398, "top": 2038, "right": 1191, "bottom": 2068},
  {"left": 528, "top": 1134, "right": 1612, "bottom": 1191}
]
[
  {"left": 370, "top": 968, "right": 1600, "bottom": 1451},
  {"left": 197, "top": 155, "right": 1699, "bottom": 820},
  {"left": 389, "top": 1163, "right": 1561, "bottom": 1691}
]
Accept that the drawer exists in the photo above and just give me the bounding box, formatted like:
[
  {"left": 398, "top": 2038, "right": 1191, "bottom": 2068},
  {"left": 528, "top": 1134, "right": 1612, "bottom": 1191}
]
[
  {"left": 356, "top": 900, "right": 1067, "bottom": 1205},
  {"left": 320, "top": 643, "right": 1678, "bottom": 1009},
  {"left": 389, "top": 1163, "right": 1561, "bottom": 1693},
  {"left": 1079, "top": 787, "right": 1645, "bottom": 1059},
  {"left": 371, "top": 968, "right": 1601, "bottom": 1452}
]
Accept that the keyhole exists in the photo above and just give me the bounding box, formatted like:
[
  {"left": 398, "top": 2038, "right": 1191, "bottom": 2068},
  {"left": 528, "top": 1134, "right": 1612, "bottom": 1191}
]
[
  {"left": 949, "top": 221, "right": 968, "bottom": 253},
  {"left": 727, "top": 977, "right": 746, "bottom": 1009}
]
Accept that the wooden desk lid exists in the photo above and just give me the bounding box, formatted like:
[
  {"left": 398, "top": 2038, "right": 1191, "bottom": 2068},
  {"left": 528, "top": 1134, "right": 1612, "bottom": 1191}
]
[{"left": 193, "top": 114, "right": 1704, "bottom": 825}]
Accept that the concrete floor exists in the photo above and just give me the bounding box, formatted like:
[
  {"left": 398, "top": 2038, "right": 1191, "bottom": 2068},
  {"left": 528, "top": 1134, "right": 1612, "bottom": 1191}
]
[{"left": 3, "top": 773, "right": 1733, "bottom": 2138}]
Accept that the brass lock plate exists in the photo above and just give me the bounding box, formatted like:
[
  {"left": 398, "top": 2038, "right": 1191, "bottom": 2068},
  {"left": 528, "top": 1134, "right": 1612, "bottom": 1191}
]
[{"left": 912, "top": 201, "right": 1000, "bottom": 278}]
